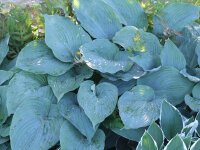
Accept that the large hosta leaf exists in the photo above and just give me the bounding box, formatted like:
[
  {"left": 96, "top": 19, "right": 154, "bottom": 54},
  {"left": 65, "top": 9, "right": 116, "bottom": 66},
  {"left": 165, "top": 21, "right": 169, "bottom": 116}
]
[
  {"left": 77, "top": 80, "right": 118, "bottom": 127},
  {"left": 101, "top": 63, "right": 146, "bottom": 81},
  {"left": 16, "top": 40, "right": 72, "bottom": 76},
  {"left": 0, "top": 70, "right": 13, "bottom": 85},
  {"left": 72, "top": 0, "right": 122, "bottom": 39},
  {"left": 58, "top": 92, "right": 97, "bottom": 141},
  {"left": 195, "top": 42, "right": 200, "bottom": 66},
  {"left": 118, "top": 85, "right": 162, "bottom": 129},
  {"left": 160, "top": 100, "right": 183, "bottom": 140},
  {"left": 100, "top": 79, "right": 136, "bottom": 96},
  {"left": 113, "top": 26, "right": 162, "bottom": 55},
  {"left": 130, "top": 52, "right": 161, "bottom": 71},
  {"left": 48, "top": 64, "right": 93, "bottom": 101},
  {"left": 163, "top": 135, "right": 187, "bottom": 150},
  {"left": 153, "top": 3, "right": 200, "bottom": 35},
  {"left": 101, "top": 0, "right": 147, "bottom": 28},
  {"left": 6, "top": 71, "right": 47, "bottom": 115},
  {"left": 10, "top": 97, "right": 63, "bottom": 150},
  {"left": 44, "top": 15, "right": 91, "bottom": 62},
  {"left": 160, "top": 39, "right": 186, "bottom": 70},
  {"left": 137, "top": 66, "right": 194, "bottom": 105},
  {"left": 0, "top": 34, "right": 9, "bottom": 65},
  {"left": 0, "top": 86, "right": 8, "bottom": 124},
  {"left": 80, "top": 39, "right": 133, "bottom": 74},
  {"left": 60, "top": 120, "right": 105, "bottom": 150},
  {"left": 184, "top": 95, "right": 200, "bottom": 112}
]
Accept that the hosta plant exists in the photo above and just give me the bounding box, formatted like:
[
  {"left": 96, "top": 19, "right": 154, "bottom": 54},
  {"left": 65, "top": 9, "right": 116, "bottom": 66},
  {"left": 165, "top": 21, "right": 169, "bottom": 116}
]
[{"left": 0, "top": 0, "right": 200, "bottom": 150}]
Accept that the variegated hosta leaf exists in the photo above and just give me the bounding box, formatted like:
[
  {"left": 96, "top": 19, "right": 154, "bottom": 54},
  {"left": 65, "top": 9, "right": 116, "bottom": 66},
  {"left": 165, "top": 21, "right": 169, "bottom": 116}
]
[
  {"left": 58, "top": 92, "right": 97, "bottom": 141},
  {"left": 48, "top": 64, "right": 93, "bottom": 101},
  {"left": 101, "top": 63, "right": 146, "bottom": 81},
  {"left": 44, "top": 15, "right": 92, "bottom": 62},
  {"left": 0, "top": 34, "right": 9, "bottom": 65},
  {"left": 190, "top": 139, "right": 200, "bottom": 150},
  {"left": 80, "top": 39, "right": 133, "bottom": 74},
  {"left": 163, "top": 135, "right": 187, "bottom": 150},
  {"left": 196, "top": 112, "right": 200, "bottom": 136},
  {"left": 112, "top": 127, "right": 145, "bottom": 142},
  {"left": 147, "top": 122, "right": 164, "bottom": 150},
  {"left": 72, "top": 0, "right": 122, "bottom": 39},
  {"left": 10, "top": 98, "right": 63, "bottom": 150},
  {"left": 118, "top": 85, "right": 162, "bottom": 129},
  {"left": 0, "top": 70, "right": 13, "bottom": 85},
  {"left": 6, "top": 71, "right": 47, "bottom": 115},
  {"left": 100, "top": 79, "right": 136, "bottom": 96},
  {"left": 137, "top": 66, "right": 194, "bottom": 105},
  {"left": 113, "top": 26, "right": 162, "bottom": 55},
  {"left": 160, "top": 100, "right": 183, "bottom": 140},
  {"left": 0, "top": 86, "right": 8, "bottom": 124},
  {"left": 77, "top": 80, "right": 118, "bottom": 127},
  {"left": 153, "top": 3, "right": 199, "bottom": 35},
  {"left": 16, "top": 40, "right": 73, "bottom": 76},
  {"left": 130, "top": 52, "right": 161, "bottom": 71},
  {"left": 60, "top": 120, "right": 105, "bottom": 150},
  {"left": 160, "top": 39, "right": 186, "bottom": 71},
  {"left": 101, "top": 0, "right": 147, "bottom": 28}
]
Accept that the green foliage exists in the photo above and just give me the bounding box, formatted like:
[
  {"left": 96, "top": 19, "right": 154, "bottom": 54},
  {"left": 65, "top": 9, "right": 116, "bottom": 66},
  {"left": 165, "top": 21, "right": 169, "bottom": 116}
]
[{"left": 0, "top": 0, "right": 200, "bottom": 150}]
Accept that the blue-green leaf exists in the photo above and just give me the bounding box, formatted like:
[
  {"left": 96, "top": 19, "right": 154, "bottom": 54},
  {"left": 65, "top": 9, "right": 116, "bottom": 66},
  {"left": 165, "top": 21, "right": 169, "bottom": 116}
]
[
  {"left": 0, "top": 34, "right": 9, "bottom": 65},
  {"left": 77, "top": 80, "right": 118, "bottom": 127},
  {"left": 58, "top": 92, "right": 97, "bottom": 141},
  {"left": 44, "top": 15, "right": 91, "bottom": 62},
  {"left": 48, "top": 64, "right": 92, "bottom": 101},
  {"left": 163, "top": 135, "right": 187, "bottom": 150},
  {"left": 72, "top": 0, "right": 122, "bottom": 39},
  {"left": 118, "top": 85, "right": 162, "bottom": 129},
  {"left": 102, "top": 0, "right": 147, "bottom": 28},
  {"left": 153, "top": 3, "right": 199, "bottom": 35},
  {"left": 195, "top": 112, "right": 200, "bottom": 136},
  {"left": 80, "top": 39, "right": 133, "bottom": 74},
  {"left": 138, "top": 66, "right": 194, "bottom": 105},
  {"left": 0, "top": 70, "right": 13, "bottom": 85},
  {"left": 10, "top": 98, "right": 63, "bottom": 150},
  {"left": 60, "top": 120, "right": 105, "bottom": 150},
  {"left": 185, "top": 95, "right": 200, "bottom": 112},
  {"left": 190, "top": 139, "right": 200, "bottom": 150},
  {"left": 113, "top": 26, "right": 162, "bottom": 55},
  {"left": 160, "top": 39, "right": 186, "bottom": 70},
  {"left": 100, "top": 79, "right": 136, "bottom": 96},
  {"left": 130, "top": 52, "right": 161, "bottom": 71},
  {"left": 160, "top": 100, "right": 183, "bottom": 140},
  {"left": 137, "top": 131, "right": 158, "bottom": 150},
  {"left": 147, "top": 122, "right": 164, "bottom": 150},
  {"left": 16, "top": 40, "right": 72, "bottom": 76},
  {"left": 6, "top": 71, "right": 47, "bottom": 115},
  {"left": 0, "top": 86, "right": 8, "bottom": 124},
  {"left": 180, "top": 68, "right": 200, "bottom": 83}
]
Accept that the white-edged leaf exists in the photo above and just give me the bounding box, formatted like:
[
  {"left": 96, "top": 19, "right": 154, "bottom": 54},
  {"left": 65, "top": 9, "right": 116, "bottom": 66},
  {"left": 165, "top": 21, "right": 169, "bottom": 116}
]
[
  {"left": 185, "top": 95, "right": 200, "bottom": 112},
  {"left": 190, "top": 139, "right": 200, "bottom": 150},
  {"left": 163, "top": 135, "right": 187, "bottom": 150},
  {"left": 160, "top": 100, "right": 183, "bottom": 140}
]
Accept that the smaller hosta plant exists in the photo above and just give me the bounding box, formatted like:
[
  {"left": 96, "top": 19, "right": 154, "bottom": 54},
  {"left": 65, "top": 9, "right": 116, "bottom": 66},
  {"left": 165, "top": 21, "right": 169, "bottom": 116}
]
[{"left": 0, "top": 0, "right": 200, "bottom": 150}]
